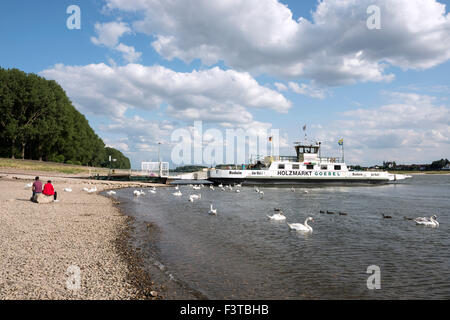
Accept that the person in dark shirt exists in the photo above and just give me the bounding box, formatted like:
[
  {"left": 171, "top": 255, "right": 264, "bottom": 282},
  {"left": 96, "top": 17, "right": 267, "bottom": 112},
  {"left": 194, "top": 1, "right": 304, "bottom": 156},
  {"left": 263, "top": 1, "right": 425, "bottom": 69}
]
[
  {"left": 43, "top": 180, "right": 57, "bottom": 201},
  {"left": 31, "top": 176, "right": 42, "bottom": 201}
]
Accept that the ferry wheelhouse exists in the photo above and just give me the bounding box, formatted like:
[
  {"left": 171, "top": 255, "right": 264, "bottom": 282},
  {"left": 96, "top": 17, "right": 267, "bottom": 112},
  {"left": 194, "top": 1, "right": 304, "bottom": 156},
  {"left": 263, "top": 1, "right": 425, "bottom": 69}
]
[{"left": 208, "top": 142, "right": 410, "bottom": 185}]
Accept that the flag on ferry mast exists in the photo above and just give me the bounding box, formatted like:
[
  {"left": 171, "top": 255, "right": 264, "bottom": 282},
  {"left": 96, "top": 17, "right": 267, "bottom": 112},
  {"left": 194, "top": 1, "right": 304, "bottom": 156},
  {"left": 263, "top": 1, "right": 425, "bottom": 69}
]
[{"left": 338, "top": 138, "right": 344, "bottom": 146}]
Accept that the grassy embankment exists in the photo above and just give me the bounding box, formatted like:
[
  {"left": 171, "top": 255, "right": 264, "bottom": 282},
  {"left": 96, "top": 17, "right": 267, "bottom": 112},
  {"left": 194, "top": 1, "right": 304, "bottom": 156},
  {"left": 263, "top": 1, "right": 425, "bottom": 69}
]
[{"left": 0, "top": 158, "right": 110, "bottom": 175}]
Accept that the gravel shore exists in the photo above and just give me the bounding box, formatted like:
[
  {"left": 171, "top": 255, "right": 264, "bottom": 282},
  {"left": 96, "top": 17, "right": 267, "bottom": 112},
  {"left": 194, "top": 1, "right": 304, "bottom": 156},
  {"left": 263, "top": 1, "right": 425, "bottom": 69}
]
[{"left": 0, "top": 172, "right": 163, "bottom": 300}]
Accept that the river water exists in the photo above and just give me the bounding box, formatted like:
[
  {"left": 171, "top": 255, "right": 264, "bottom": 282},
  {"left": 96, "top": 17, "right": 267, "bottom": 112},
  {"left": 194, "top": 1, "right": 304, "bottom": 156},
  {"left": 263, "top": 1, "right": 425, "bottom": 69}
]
[{"left": 109, "top": 175, "right": 450, "bottom": 299}]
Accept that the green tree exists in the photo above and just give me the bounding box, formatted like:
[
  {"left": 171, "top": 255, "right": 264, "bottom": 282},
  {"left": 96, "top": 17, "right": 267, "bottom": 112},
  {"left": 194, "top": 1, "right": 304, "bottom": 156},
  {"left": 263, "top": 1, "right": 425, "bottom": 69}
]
[{"left": 0, "top": 67, "right": 131, "bottom": 168}]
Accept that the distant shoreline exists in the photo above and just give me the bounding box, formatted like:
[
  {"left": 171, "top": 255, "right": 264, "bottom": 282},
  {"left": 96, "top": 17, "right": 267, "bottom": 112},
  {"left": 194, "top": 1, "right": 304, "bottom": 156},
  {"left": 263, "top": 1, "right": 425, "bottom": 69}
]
[{"left": 388, "top": 171, "right": 450, "bottom": 175}]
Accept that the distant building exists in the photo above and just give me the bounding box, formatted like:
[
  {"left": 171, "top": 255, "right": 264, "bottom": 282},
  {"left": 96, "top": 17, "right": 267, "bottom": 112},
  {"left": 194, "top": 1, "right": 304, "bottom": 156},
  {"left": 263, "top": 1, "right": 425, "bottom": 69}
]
[{"left": 141, "top": 161, "right": 170, "bottom": 177}]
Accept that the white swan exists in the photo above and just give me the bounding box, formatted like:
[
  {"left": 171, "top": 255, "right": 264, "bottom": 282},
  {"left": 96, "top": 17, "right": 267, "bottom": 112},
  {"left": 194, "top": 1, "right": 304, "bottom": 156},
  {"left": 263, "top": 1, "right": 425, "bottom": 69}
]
[
  {"left": 218, "top": 183, "right": 223, "bottom": 188},
  {"left": 87, "top": 187, "right": 97, "bottom": 193},
  {"left": 287, "top": 217, "right": 314, "bottom": 233},
  {"left": 172, "top": 190, "right": 182, "bottom": 197},
  {"left": 150, "top": 189, "right": 156, "bottom": 194},
  {"left": 209, "top": 185, "right": 214, "bottom": 190},
  {"left": 64, "top": 188, "right": 72, "bottom": 192},
  {"left": 291, "top": 187, "right": 295, "bottom": 192},
  {"left": 235, "top": 184, "right": 242, "bottom": 187},
  {"left": 235, "top": 189, "right": 241, "bottom": 193},
  {"left": 267, "top": 212, "right": 286, "bottom": 221},
  {"left": 189, "top": 194, "right": 201, "bottom": 202},
  {"left": 107, "top": 190, "right": 116, "bottom": 195},
  {"left": 414, "top": 215, "right": 439, "bottom": 227},
  {"left": 193, "top": 185, "right": 201, "bottom": 190},
  {"left": 304, "top": 190, "right": 309, "bottom": 194},
  {"left": 133, "top": 190, "right": 143, "bottom": 196},
  {"left": 174, "top": 185, "right": 179, "bottom": 190},
  {"left": 208, "top": 204, "right": 217, "bottom": 215}
]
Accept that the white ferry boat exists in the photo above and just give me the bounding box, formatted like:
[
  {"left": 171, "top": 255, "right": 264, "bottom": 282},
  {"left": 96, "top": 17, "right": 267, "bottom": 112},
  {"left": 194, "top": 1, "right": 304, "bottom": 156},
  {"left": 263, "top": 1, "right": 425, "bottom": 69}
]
[{"left": 208, "top": 142, "right": 411, "bottom": 186}]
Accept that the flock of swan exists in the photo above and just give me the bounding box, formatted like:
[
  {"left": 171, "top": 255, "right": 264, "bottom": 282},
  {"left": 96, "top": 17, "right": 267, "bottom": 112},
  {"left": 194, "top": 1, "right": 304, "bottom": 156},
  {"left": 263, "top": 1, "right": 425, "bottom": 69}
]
[
  {"left": 127, "top": 183, "right": 320, "bottom": 231},
  {"left": 114, "top": 183, "right": 441, "bottom": 232},
  {"left": 132, "top": 187, "right": 156, "bottom": 196},
  {"left": 23, "top": 181, "right": 441, "bottom": 230}
]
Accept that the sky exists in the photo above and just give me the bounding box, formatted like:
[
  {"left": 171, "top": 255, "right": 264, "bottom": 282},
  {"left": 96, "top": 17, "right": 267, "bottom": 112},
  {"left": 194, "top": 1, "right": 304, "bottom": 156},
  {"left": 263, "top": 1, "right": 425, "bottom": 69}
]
[{"left": 1, "top": 0, "right": 449, "bottom": 169}]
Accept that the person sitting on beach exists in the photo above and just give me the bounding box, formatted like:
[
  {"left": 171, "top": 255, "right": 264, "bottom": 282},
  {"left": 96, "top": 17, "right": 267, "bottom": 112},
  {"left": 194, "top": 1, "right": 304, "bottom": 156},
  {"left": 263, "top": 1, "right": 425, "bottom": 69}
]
[
  {"left": 43, "top": 180, "right": 58, "bottom": 202},
  {"left": 31, "top": 176, "right": 42, "bottom": 202}
]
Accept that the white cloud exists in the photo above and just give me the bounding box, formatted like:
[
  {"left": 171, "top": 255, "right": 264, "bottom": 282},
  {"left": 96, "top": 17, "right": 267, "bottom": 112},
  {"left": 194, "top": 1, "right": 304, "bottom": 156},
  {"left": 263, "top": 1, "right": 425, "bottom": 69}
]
[
  {"left": 274, "top": 82, "right": 288, "bottom": 92},
  {"left": 104, "top": 140, "right": 130, "bottom": 152},
  {"left": 313, "top": 92, "right": 450, "bottom": 164},
  {"left": 91, "top": 21, "right": 131, "bottom": 47},
  {"left": 167, "top": 104, "right": 254, "bottom": 124},
  {"left": 275, "top": 81, "right": 328, "bottom": 99},
  {"left": 288, "top": 82, "right": 327, "bottom": 99},
  {"left": 103, "top": 0, "right": 450, "bottom": 85},
  {"left": 91, "top": 21, "right": 142, "bottom": 63},
  {"left": 115, "top": 43, "right": 142, "bottom": 63},
  {"left": 100, "top": 116, "right": 176, "bottom": 160},
  {"left": 40, "top": 63, "right": 291, "bottom": 120}
]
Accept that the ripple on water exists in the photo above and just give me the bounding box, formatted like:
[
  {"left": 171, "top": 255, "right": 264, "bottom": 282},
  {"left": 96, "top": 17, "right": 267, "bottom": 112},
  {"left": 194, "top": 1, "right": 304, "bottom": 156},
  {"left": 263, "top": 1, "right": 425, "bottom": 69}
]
[{"left": 114, "top": 175, "right": 450, "bottom": 299}]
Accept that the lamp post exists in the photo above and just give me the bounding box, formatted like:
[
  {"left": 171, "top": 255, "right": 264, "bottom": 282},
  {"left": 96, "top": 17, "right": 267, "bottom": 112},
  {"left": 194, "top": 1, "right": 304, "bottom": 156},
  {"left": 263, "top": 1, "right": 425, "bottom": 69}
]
[
  {"left": 158, "top": 142, "right": 162, "bottom": 177},
  {"left": 108, "top": 155, "right": 117, "bottom": 179}
]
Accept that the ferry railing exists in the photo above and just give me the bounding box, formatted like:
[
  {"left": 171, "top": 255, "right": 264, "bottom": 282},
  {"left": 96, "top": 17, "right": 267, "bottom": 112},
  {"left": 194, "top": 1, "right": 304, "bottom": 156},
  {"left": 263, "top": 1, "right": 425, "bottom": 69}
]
[
  {"left": 260, "top": 155, "right": 298, "bottom": 162},
  {"left": 318, "top": 157, "right": 340, "bottom": 163}
]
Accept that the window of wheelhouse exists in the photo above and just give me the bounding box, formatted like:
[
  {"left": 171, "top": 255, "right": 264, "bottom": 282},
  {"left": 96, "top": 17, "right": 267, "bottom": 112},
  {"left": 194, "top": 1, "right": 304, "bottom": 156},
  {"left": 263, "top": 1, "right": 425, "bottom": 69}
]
[
  {"left": 278, "top": 164, "right": 285, "bottom": 169},
  {"left": 306, "top": 164, "right": 314, "bottom": 170},
  {"left": 334, "top": 165, "right": 341, "bottom": 170},
  {"left": 292, "top": 164, "right": 299, "bottom": 170},
  {"left": 321, "top": 165, "right": 328, "bottom": 170}
]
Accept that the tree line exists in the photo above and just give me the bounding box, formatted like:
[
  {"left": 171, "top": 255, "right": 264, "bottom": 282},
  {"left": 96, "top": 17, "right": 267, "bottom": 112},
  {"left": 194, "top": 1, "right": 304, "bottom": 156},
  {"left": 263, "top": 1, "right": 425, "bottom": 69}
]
[
  {"left": 382, "top": 159, "right": 449, "bottom": 171},
  {"left": 0, "top": 67, "right": 130, "bottom": 169}
]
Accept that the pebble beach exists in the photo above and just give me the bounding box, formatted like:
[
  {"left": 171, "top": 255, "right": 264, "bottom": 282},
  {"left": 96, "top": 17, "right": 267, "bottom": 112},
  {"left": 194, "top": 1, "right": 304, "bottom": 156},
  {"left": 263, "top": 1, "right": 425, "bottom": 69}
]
[{"left": 0, "top": 171, "right": 164, "bottom": 300}]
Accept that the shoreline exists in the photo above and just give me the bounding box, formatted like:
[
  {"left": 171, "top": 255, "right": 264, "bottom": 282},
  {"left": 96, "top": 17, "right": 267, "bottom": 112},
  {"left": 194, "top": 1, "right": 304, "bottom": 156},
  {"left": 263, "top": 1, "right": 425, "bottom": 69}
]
[
  {"left": 111, "top": 194, "right": 208, "bottom": 300},
  {"left": 0, "top": 171, "right": 165, "bottom": 299}
]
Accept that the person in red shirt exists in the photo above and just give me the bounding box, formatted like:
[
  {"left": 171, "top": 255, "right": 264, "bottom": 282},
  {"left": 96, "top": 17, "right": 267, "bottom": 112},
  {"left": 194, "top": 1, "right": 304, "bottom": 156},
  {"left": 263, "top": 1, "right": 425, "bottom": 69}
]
[{"left": 43, "top": 180, "right": 57, "bottom": 201}]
